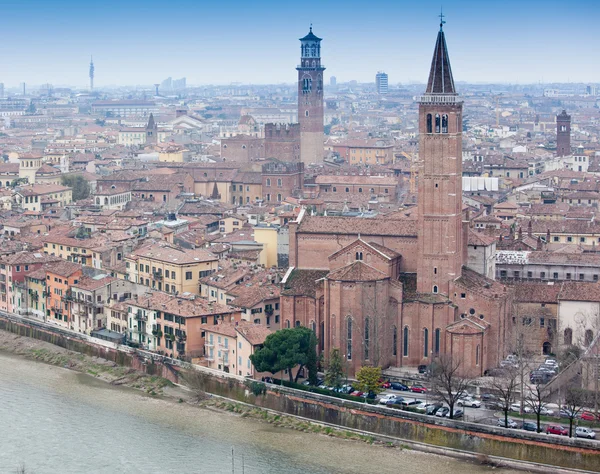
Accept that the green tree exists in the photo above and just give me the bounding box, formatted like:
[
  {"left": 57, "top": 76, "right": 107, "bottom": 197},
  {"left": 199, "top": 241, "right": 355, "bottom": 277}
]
[
  {"left": 355, "top": 366, "right": 383, "bottom": 399},
  {"left": 61, "top": 175, "right": 90, "bottom": 201},
  {"left": 324, "top": 348, "right": 344, "bottom": 389},
  {"left": 250, "top": 327, "right": 317, "bottom": 383}
]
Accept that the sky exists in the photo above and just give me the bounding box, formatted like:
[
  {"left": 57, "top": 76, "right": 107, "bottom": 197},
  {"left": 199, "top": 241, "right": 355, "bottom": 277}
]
[{"left": 1, "top": 0, "right": 599, "bottom": 88}]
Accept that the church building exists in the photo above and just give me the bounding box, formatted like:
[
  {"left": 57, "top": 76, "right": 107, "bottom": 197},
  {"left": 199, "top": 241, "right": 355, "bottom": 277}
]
[{"left": 280, "top": 21, "right": 513, "bottom": 377}]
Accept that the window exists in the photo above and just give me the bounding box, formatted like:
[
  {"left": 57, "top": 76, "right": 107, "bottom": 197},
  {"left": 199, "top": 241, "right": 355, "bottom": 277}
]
[
  {"left": 460, "top": 293, "right": 466, "bottom": 299},
  {"left": 345, "top": 187, "right": 349, "bottom": 193},
  {"left": 358, "top": 188, "right": 363, "bottom": 193},
  {"left": 403, "top": 326, "right": 409, "bottom": 357},
  {"left": 475, "top": 344, "right": 480, "bottom": 366},
  {"left": 434, "top": 328, "right": 440, "bottom": 355},
  {"left": 277, "top": 178, "right": 282, "bottom": 187},
  {"left": 355, "top": 252, "right": 363, "bottom": 261},
  {"left": 426, "top": 114, "right": 432, "bottom": 133},
  {"left": 435, "top": 114, "right": 440, "bottom": 133},
  {"left": 434, "top": 267, "right": 437, "bottom": 275},
  {"left": 513, "top": 271, "right": 520, "bottom": 279},
  {"left": 469, "top": 308, "right": 475, "bottom": 315},
  {"left": 564, "top": 328, "right": 573, "bottom": 345},
  {"left": 500, "top": 270, "right": 507, "bottom": 278},
  {"left": 346, "top": 317, "right": 352, "bottom": 360},
  {"left": 540, "top": 318, "right": 545, "bottom": 328},
  {"left": 423, "top": 328, "right": 429, "bottom": 358},
  {"left": 567, "top": 236, "right": 573, "bottom": 243},
  {"left": 266, "top": 178, "right": 271, "bottom": 187},
  {"left": 432, "top": 285, "right": 438, "bottom": 293},
  {"left": 364, "top": 318, "right": 369, "bottom": 360},
  {"left": 595, "top": 275, "right": 599, "bottom": 282},
  {"left": 553, "top": 236, "right": 559, "bottom": 242},
  {"left": 527, "top": 271, "right": 533, "bottom": 278},
  {"left": 441, "top": 114, "right": 448, "bottom": 133},
  {"left": 540, "top": 272, "right": 546, "bottom": 279},
  {"left": 553, "top": 272, "right": 559, "bottom": 280},
  {"left": 185, "top": 271, "right": 192, "bottom": 280},
  {"left": 580, "top": 237, "right": 586, "bottom": 243},
  {"left": 392, "top": 326, "right": 397, "bottom": 356},
  {"left": 585, "top": 329, "right": 594, "bottom": 346}
]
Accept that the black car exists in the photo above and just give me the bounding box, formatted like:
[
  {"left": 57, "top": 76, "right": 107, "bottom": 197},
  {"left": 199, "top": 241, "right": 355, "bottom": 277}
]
[
  {"left": 426, "top": 403, "right": 443, "bottom": 415},
  {"left": 390, "top": 382, "right": 409, "bottom": 391},
  {"left": 446, "top": 409, "right": 464, "bottom": 419},
  {"left": 522, "top": 422, "right": 537, "bottom": 432},
  {"left": 481, "top": 393, "right": 496, "bottom": 401},
  {"left": 418, "top": 364, "right": 428, "bottom": 374}
]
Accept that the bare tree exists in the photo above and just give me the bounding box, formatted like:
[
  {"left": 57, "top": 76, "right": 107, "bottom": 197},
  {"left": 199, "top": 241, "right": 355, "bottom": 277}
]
[
  {"left": 563, "top": 387, "right": 590, "bottom": 438},
  {"left": 429, "top": 355, "right": 472, "bottom": 419},
  {"left": 181, "top": 370, "right": 210, "bottom": 403},
  {"left": 490, "top": 366, "right": 519, "bottom": 429},
  {"left": 525, "top": 383, "right": 551, "bottom": 433}
]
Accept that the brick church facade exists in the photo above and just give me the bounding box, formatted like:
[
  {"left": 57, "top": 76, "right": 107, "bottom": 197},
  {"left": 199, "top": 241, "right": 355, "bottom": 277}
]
[{"left": 280, "top": 23, "right": 513, "bottom": 377}]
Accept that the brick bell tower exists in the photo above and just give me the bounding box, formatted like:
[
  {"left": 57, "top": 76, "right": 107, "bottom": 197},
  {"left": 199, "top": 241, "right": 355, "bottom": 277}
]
[
  {"left": 297, "top": 26, "right": 325, "bottom": 165},
  {"left": 416, "top": 17, "right": 464, "bottom": 296},
  {"left": 556, "top": 109, "right": 571, "bottom": 157}
]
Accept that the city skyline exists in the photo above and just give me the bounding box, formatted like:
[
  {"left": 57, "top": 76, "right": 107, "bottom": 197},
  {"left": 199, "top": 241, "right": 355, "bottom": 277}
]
[{"left": 0, "top": 0, "right": 599, "bottom": 88}]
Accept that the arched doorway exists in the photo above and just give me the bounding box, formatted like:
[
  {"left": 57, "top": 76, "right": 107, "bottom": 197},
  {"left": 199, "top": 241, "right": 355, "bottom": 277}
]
[{"left": 542, "top": 341, "right": 552, "bottom": 355}]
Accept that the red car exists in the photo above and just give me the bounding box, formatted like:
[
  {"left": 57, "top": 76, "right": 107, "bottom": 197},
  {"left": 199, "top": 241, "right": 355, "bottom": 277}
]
[
  {"left": 410, "top": 384, "right": 427, "bottom": 393},
  {"left": 379, "top": 379, "right": 391, "bottom": 389},
  {"left": 546, "top": 424, "right": 568, "bottom": 436},
  {"left": 580, "top": 411, "right": 599, "bottom": 422}
]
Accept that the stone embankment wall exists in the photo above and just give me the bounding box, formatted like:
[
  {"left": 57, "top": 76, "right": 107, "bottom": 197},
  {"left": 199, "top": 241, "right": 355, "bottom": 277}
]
[{"left": 1, "top": 314, "right": 599, "bottom": 472}]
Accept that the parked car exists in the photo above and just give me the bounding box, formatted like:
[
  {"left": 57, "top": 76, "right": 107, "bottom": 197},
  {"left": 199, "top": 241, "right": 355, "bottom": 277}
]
[
  {"left": 415, "top": 402, "right": 429, "bottom": 412},
  {"left": 379, "top": 394, "right": 400, "bottom": 405},
  {"left": 522, "top": 422, "right": 537, "bottom": 432},
  {"left": 546, "top": 424, "right": 569, "bottom": 436},
  {"left": 544, "top": 358, "right": 558, "bottom": 367},
  {"left": 435, "top": 407, "right": 450, "bottom": 417},
  {"left": 400, "top": 399, "right": 421, "bottom": 408},
  {"left": 530, "top": 371, "right": 553, "bottom": 384},
  {"left": 379, "top": 379, "right": 391, "bottom": 389},
  {"left": 538, "top": 407, "right": 554, "bottom": 416},
  {"left": 426, "top": 403, "right": 443, "bottom": 416},
  {"left": 418, "top": 364, "right": 428, "bottom": 374},
  {"left": 497, "top": 418, "right": 518, "bottom": 428},
  {"left": 350, "top": 390, "right": 364, "bottom": 397},
  {"left": 446, "top": 409, "right": 464, "bottom": 419},
  {"left": 389, "top": 382, "right": 409, "bottom": 391},
  {"left": 575, "top": 427, "right": 597, "bottom": 439},
  {"left": 579, "top": 411, "right": 599, "bottom": 422},
  {"left": 560, "top": 409, "right": 575, "bottom": 418},
  {"left": 458, "top": 397, "right": 481, "bottom": 408},
  {"left": 500, "top": 360, "right": 518, "bottom": 368},
  {"left": 410, "top": 384, "right": 427, "bottom": 393},
  {"left": 481, "top": 393, "right": 497, "bottom": 401},
  {"left": 486, "top": 401, "right": 504, "bottom": 411},
  {"left": 510, "top": 403, "right": 532, "bottom": 413}
]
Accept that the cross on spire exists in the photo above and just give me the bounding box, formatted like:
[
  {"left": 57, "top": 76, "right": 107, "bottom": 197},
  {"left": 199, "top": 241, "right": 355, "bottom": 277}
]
[
  {"left": 439, "top": 8, "right": 445, "bottom": 31},
  {"left": 309, "top": 23, "right": 313, "bottom": 32}
]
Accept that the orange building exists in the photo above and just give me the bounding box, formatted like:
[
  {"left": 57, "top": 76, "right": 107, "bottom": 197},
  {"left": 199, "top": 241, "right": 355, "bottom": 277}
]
[{"left": 45, "top": 261, "right": 83, "bottom": 328}]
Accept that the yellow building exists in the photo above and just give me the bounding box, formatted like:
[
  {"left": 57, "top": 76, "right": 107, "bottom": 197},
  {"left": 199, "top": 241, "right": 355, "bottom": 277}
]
[
  {"left": 219, "top": 214, "right": 247, "bottom": 233},
  {"left": 332, "top": 140, "right": 394, "bottom": 165},
  {"left": 253, "top": 224, "right": 278, "bottom": 268},
  {"left": 18, "top": 153, "right": 43, "bottom": 184},
  {"left": 125, "top": 243, "right": 218, "bottom": 294},
  {"left": 15, "top": 184, "right": 72, "bottom": 212},
  {"left": 117, "top": 129, "right": 169, "bottom": 146},
  {"left": 157, "top": 143, "right": 187, "bottom": 163}
]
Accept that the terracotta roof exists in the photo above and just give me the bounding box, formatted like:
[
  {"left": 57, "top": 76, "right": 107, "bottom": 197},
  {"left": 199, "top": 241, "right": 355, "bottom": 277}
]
[
  {"left": 72, "top": 275, "right": 116, "bottom": 291},
  {"left": 236, "top": 323, "right": 273, "bottom": 346},
  {"left": 513, "top": 282, "right": 562, "bottom": 303},
  {"left": 454, "top": 266, "right": 507, "bottom": 298},
  {"left": 229, "top": 283, "right": 280, "bottom": 308},
  {"left": 129, "top": 243, "right": 217, "bottom": 265},
  {"left": 558, "top": 281, "right": 600, "bottom": 302},
  {"left": 46, "top": 260, "right": 83, "bottom": 277},
  {"left": 327, "top": 261, "right": 388, "bottom": 282},
  {"left": 297, "top": 215, "right": 417, "bottom": 237},
  {"left": 130, "top": 291, "right": 237, "bottom": 317},
  {"left": 468, "top": 230, "right": 497, "bottom": 247},
  {"left": 281, "top": 269, "right": 328, "bottom": 297}
]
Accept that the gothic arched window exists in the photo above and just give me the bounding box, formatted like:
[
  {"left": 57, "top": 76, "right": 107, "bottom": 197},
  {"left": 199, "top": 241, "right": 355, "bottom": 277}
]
[
  {"left": 423, "top": 328, "right": 429, "bottom": 358},
  {"left": 564, "top": 327, "right": 573, "bottom": 345},
  {"left": 364, "top": 318, "right": 370, "bottom": 360},
  {"left": 435, "top": 114, "right": 441, "bottom": 133},
  {"left": 346, "top": 317, "right": 352, "bottom": 360},
  {"left": 403, "top": 326, "right": 409, "bottom": 357},
  {"left": 427, "top": 114, "right": 432, "bottom": 133},
  {"left": 441, "top": 114, "right": 448, "bottom": 133},
  {"left": 392, "top": 325, "right": 397, "bottom": 356},
  {"left": 476, "top": 344, "right": 480, "bottom": 366},
  {"left": 434, "top": 328, "right": 441, "bottom": 355}
]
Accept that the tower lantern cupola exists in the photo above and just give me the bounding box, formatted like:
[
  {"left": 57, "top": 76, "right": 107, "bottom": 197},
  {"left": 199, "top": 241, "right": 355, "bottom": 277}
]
[{"left": 299, "top": 26, "right": 322, "bottom": 67}]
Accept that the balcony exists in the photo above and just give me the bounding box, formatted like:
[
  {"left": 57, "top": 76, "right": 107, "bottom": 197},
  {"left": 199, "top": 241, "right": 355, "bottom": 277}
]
[
  {"left": 218, "top": 343, "right": 230, "bottom": 351},
  {"left": 205, "top": 341, "right": 214, "bottom": 348},
  {"left": 152, "top": 272, "right": 163, "bottom": 281},
  {"left": 135, "top": 312, "right": 148, "bottom": 322}
]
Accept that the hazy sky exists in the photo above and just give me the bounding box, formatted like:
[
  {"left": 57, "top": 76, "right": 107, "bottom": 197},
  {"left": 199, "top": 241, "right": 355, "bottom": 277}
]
[{"left": 1, "top": 0, "right": 599, "bottom": 88}]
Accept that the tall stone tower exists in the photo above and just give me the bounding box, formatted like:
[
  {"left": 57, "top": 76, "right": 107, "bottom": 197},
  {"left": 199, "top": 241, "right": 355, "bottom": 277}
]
[
  {"left": 297, "top": 26, "right": 325, "bottom": 165},
  {"left": 416, "top": 18, "right": 464, "bottom": 296},
  {"left": 89, "top": 56, "right": 95, "bottom": 91},
  {"left": 146, "top": 113, "right": 158, "bottom": 145},
  {"left": 556, "top": 110, "right": 571, "bottom": 157}
]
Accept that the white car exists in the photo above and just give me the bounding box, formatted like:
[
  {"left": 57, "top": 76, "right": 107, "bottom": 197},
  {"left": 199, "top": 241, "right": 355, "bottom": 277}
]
[
  {"left": 497, "top": 418, "right": 518, "bottom": 428},
  {"left": 458, "top": 397, "right": 481, "bottom": 408},
  {"left": 415, "top": 402, "right": 429, "bottom": 412},
  {"left": 510, "top": 403, "right": 532, "bottom": 413},
  {"left": 539, "top": 407, "right": 554, "bottom": 416},
  {"left": 575, "top": 427, "right": 596, "bottom": 439},
  {"left": 379, "top": 394, "right": 399, "bottom": 405}
]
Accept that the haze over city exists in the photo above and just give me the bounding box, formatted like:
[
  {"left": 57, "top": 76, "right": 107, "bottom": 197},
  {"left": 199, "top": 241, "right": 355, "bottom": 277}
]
[{"left": 2, "top": 0, "right": 599, "bottom": 87}]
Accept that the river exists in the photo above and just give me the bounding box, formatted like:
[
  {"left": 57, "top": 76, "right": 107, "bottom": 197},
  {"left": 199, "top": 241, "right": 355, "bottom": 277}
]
[{"left": 0, "top": 353, "right": 515, "bottom": 474}]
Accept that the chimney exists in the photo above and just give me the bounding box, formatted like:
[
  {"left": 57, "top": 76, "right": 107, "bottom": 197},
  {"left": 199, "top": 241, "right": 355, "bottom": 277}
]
[
  {"left": 536, "top": 236, "right": 542, "bottom": 251},
  {"left": 527, "top": 219, "right": 532, "bottom": 238}
]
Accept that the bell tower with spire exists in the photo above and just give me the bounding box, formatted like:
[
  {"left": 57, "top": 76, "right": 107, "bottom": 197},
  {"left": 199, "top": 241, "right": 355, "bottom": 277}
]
[
  {"left": 416, "top": 15, "right": 464, "bottom": 296},
  {"left": 297, "top": 26, "right": 325, "bottom": 165}
]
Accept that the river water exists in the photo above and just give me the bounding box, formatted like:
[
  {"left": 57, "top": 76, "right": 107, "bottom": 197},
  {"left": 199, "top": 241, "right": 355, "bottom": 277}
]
[{"left": 0, "top": 353, "right": 514, "bottom": 474}]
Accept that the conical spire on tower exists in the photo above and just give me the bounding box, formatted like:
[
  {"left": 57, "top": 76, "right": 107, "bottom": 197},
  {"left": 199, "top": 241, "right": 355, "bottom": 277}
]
[{"left": 425, "top": 13, "right": 456, "bottom": 95}]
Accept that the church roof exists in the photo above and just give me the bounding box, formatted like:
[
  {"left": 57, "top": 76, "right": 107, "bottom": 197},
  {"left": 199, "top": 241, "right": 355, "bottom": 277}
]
[
  {"left": 300, "top": 26, "right": 322, "bottom": 42},
  {"left": 146, "top": 113, "right": 156, "bottom": 130},
  {"left": 327, "top": 261, "right": 388, "bottom": 282},
  {"left": 425, "top": 24, "right": 456, "bottom": 95}
]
